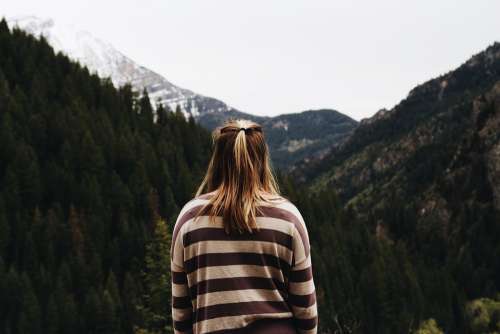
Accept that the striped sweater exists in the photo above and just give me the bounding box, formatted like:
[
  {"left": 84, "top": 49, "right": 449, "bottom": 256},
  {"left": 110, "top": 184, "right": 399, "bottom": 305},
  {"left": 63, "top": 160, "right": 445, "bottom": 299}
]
[{"left": 170, "top": 191, "right": 318, "bottom": 334}]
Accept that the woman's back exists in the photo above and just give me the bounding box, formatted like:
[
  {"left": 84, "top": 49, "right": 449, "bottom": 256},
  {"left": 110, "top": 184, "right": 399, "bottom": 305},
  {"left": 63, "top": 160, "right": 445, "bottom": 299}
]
[{"left": 171, "top": 191, "right": 318, "bottom": 334}]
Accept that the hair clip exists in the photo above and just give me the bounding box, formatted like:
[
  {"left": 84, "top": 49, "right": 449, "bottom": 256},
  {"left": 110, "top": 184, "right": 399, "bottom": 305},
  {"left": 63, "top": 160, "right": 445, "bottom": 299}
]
[{"left": 220, "top": 126, "right": 262, "bottom": 134}]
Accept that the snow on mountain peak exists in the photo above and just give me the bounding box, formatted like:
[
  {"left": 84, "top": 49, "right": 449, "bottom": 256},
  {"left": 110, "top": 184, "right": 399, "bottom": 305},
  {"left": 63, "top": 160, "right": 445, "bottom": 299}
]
[{"left": 7, "top": 15, "right": 236, "bottom": 119}]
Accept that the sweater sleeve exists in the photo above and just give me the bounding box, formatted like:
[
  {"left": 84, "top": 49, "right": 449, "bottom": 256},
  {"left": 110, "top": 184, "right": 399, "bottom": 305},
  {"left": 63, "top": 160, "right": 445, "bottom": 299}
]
[
  {"left": 288, "top": 210, "right": 318, "bottom": 334},
  {"left": 171, "top": 261, "right": 193, "bottom": 334},
  {"left": 171, "top": 216, "right": 193, "bottom": 334}
]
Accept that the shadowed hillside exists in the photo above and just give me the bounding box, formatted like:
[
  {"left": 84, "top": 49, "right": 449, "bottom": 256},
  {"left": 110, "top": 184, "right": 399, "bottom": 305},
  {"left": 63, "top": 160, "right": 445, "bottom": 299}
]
[{"left": 197, "top": 108, "right": 358, "bottom": 170}]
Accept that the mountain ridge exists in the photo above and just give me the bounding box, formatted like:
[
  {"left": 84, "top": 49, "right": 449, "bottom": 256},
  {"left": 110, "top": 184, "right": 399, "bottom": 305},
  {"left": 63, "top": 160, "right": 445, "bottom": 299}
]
[
  {"left": 7, "top": 15, "right": 359, "bottom": 170},
  {"left": 294, "top": 41, "right": 500, "bottom": 192}
]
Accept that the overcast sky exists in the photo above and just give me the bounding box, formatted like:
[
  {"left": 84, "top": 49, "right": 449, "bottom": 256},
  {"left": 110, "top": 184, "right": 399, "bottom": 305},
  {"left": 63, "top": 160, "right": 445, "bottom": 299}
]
[{"left": 2, "top": 0, "right": 500, "bottom": 120}]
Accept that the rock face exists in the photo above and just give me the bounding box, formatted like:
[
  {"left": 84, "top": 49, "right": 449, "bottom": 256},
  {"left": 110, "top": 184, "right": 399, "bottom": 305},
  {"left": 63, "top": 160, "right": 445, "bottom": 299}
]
[
  {"left": 480, "top": 82, "right": 500, "bottom": 211},
  {"left": 294, "top": 42, "right": 500, "bottom": 226}
]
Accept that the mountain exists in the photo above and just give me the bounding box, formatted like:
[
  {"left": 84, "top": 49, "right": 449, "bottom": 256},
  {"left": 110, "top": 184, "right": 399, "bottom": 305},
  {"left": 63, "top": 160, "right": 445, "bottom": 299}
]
[
  {"left": 297, "top": 42, "right": 500, "bottom": 218},
  {"left": 293, "top": 42, "right": 500, "bottom": 310},
  {"left": 7, "top": 16, "right": 358, "bottom": 170},
  {"left": 197, "top": 108, "right": 358, "bottom": 169},
  {"left": 7, "top": 15, "right": 237, "bottom": 119},
  {"left": 259, "top": 109, "right": 358, "bottom": 168}
]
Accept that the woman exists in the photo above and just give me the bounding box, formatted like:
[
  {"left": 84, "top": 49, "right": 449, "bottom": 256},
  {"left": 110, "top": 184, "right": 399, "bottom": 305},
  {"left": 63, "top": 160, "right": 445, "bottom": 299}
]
[{"left": 170, "top": 119, "right": 318, "bottom": 334}]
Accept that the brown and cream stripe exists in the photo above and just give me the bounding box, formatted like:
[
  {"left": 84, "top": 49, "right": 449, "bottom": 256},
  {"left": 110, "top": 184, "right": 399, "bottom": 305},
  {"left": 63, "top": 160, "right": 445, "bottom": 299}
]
[{"left": 171, "top": 192, "right": 318, "bottom": 334}]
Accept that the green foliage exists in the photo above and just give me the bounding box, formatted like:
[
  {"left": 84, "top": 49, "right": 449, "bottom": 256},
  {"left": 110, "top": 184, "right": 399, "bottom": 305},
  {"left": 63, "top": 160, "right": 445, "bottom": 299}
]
[
  {"left": 134, "top": 218, "right": 173, "bottom": 334},
  {"left": 414, "top": 319, "right": 444, "bottom": 334},
  {"left": 465, "top": 297, "right": 500, "bottom": 333},
  {"left": 279, "top": 175, "right": 423, "bottom": 333},
  {"left": 279, "top": 173, "right": 496, "bottom": 334},
  {"left": 0, "top": 19, "right": 210, "bottom": 333}
]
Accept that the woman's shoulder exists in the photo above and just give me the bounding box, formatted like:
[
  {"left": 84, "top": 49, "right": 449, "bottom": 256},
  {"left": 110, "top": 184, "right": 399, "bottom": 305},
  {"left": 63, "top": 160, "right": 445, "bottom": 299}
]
[
  {"left": 184, "top": 190, "right": 299, "bottom": 213},
  {"left": 259, "top": 191, "right": 291, "bottom": 204},
  {"left": 192, "top": 190, "right": 290, "bottom": 204},
  {"left": 260, "top": 192, "right": 298, "bottom": 210},
  {"left": 194, "top": 190, "right": 217, "bottom": 201},
  {"left": 175, "top": 192, "right": 213, "bottom": 226}
]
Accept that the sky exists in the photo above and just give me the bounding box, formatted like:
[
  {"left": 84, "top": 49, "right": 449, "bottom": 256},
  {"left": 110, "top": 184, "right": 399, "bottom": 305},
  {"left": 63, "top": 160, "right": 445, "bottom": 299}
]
[{"left": 2, "top": 0, "right": 500, "bottom": 121}]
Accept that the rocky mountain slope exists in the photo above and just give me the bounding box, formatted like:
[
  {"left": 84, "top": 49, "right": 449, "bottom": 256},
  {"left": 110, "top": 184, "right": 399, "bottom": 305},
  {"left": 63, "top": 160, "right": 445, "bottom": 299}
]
[
  {"left": 259, "top": 109, "right": 358, "bottom": 168},
  {"left": 297, "top": 42, "right": 500, "bottom": 218}
]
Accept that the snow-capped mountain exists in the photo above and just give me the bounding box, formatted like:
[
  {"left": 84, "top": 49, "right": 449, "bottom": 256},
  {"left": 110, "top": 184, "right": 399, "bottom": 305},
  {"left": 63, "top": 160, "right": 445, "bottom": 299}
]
[{"left": 7, "top": 15, "right": 237, "bottom": 118}]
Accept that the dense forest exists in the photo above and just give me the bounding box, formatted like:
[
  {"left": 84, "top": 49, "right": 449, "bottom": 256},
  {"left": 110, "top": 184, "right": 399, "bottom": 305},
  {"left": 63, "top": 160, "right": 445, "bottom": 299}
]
[
  {"left": 0, "top": 19, "right": 212, "bottom": 333},
  {"left": 0, "top": 19, "right": 498, "bottom": 334}
]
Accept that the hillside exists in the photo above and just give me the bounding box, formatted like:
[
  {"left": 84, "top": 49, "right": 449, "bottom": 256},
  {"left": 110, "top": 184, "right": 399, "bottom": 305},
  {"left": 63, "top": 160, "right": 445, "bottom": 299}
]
[
  {"left": 300, "top": 42, "right": 500, "bottom": 222},
  {"left": 293, "top": 41, "right": 500, "bottom": 311},
  {"left": 0, "top": 19, "right": 212, "bottom": 333}
]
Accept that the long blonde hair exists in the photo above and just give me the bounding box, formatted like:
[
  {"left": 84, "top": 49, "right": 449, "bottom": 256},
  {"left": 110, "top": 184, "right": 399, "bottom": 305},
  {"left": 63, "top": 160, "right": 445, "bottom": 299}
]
[{"left": 194, "top": 118, "right": 283, "bottom": 234}]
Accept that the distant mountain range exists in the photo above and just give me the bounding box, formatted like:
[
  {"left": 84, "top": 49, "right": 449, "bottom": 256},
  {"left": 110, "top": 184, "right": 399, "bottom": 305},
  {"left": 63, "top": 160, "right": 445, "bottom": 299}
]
[{"left": 7, "top": 15, "right": 359, "bottom": 170}]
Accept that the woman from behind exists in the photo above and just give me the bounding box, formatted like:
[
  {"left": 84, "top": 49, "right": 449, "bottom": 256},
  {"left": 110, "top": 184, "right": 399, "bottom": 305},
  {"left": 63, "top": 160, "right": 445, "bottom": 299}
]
[{"left": 170, "top": 119, "right": 318, "bottom": 334}]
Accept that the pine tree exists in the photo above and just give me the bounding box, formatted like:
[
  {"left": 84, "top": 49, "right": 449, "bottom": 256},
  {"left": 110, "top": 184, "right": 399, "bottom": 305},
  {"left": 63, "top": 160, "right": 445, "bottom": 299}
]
[
  {"left": 83, "top": 287, "right": 101, "bottom": 333},
  {"left": 5, "top": 267, "right": 22, "bottom": 326},
  {"left": 106, "top": 270, "right": 122, "bottom": 308},
  {"left": 68, "top": 205, "right": 85, "bottom": 261},
  {"left": 0, "top": 256, "right": 6, "bottom": 323},
  {"left": 10, "top": 143, "right": 42, "bottom": 209},
  {"left": 18, "top": 274, "right": 42, "bottom": 334},
  {"left": 102, "top": 289, "right": 120, "bottom": 333},
  {"left": 58, "top": 293, "right": 80, "bottom": 333},
  {"left": 139, "top": 88, "right": 154, "bottom": 127},
  {"left": 156, "top": 103, "right": 169, "bottom": 126},
  {"left": 45, "top": 294, "right": 59, "bottom": 334},
  {"left": 163, "top": 187, "right": 179, "bottom": 224},
  {"left": 0, "top": 200, "right": 10, "bottom": 259},
  {"left": 78, "top": 130, "right": 105, "bottom": 177},
  {"left": 123, "top": 271, "right": 140, "bottom": 330},
  {"left": 0, "top": 110, "right": 16, "bottom": 168},
  {"left": 21, "top": 231, "right": 38, "bottom": 275},
  {"left": 136, "top": 218, "right": 173, "bottom": 333}
]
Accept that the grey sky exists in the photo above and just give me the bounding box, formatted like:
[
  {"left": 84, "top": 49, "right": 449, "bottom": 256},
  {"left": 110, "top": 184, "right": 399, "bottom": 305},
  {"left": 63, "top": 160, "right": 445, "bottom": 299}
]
[{"left": 2, "top": 0, "right": 500, "bottom": 120}]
